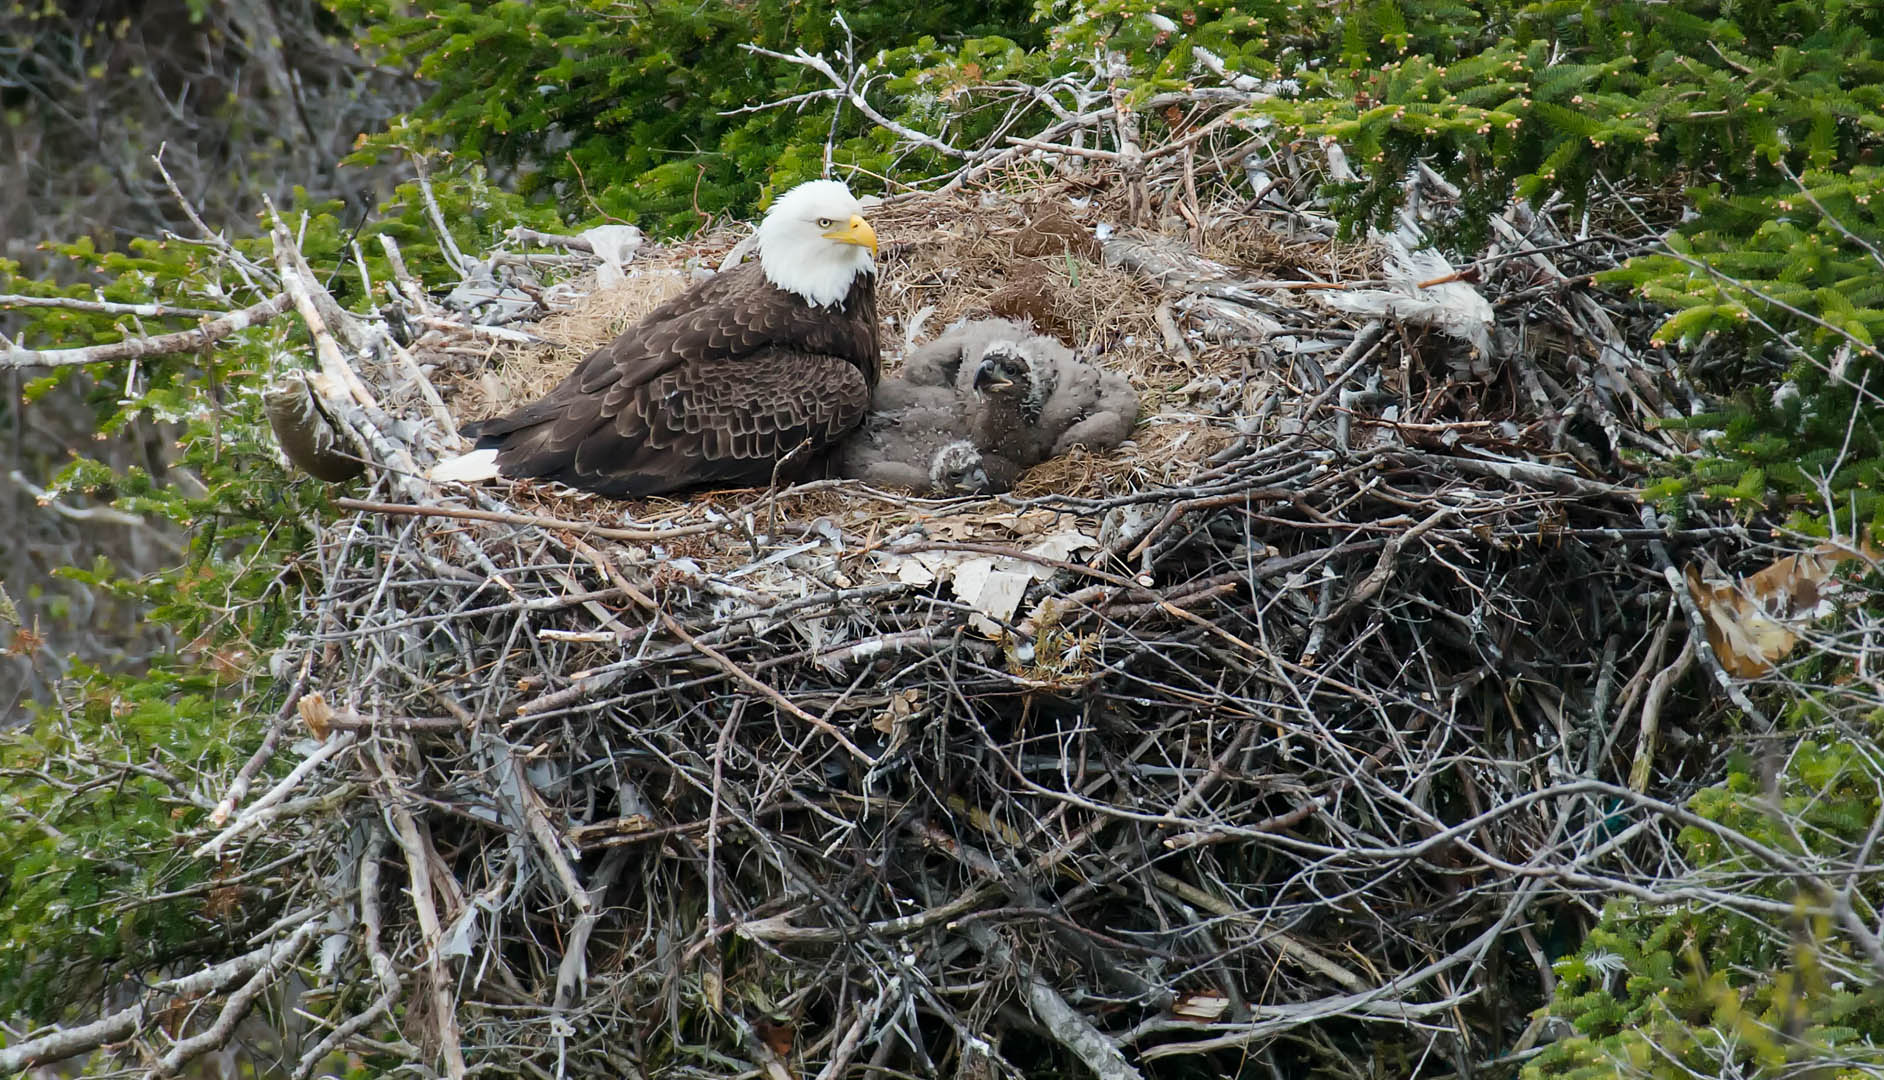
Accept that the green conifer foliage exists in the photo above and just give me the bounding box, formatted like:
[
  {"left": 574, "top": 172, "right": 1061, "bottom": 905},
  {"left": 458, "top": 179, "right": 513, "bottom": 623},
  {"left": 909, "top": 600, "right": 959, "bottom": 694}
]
[
  {"left": 1526, "top": 737, "right": 1884, "bottom": 1080},
  {"left": 330, "top": 0, "right": 1045, "bottom": 233}
]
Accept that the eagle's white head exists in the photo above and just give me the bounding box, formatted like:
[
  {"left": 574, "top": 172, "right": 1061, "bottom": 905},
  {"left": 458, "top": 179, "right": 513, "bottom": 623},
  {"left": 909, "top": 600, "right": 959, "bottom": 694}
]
[{"left": 756, "top": 179, "right": 877, "bottom": 308}]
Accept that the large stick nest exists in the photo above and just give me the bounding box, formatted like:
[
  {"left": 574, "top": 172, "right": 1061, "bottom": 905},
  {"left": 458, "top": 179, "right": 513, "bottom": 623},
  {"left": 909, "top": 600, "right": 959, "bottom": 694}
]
[{"left": 198, "top": 164, "right": 1763, "bottom": 1080}]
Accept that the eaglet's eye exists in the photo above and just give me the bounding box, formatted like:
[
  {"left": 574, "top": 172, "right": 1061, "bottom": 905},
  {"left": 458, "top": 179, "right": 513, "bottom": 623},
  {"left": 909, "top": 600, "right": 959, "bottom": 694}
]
[{"left": 817, "top": 217, "right": 835, "bottom": 228}]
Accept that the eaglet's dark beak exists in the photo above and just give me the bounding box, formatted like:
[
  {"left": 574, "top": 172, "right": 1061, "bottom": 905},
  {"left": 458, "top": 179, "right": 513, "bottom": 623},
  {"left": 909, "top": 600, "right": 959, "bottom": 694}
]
[{"left": 975, "top": 364, "right": 1015, "bottom": 393}]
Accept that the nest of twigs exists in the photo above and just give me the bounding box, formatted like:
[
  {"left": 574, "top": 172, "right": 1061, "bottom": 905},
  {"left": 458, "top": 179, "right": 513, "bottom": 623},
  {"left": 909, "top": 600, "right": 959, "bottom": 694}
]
[{"left": 189, "top": 161, "right": 1761, "bottom": 1080}]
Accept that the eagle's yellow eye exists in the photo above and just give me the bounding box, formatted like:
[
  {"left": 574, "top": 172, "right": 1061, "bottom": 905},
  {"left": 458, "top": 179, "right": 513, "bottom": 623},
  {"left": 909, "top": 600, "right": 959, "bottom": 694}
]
[{"left": 817, "top": 217, "right": 834, "bottom": 228}]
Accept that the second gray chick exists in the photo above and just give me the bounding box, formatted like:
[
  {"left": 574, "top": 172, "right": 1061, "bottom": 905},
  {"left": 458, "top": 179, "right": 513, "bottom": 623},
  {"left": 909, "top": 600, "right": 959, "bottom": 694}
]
[
  {"left": 910, "top": 318, "right": 1139, "bottom": 466},
  {"left": 835, "top": 397, "right": 991, "bottom": 495},
  {"left": 835, "top": 341, "right": 1041, "bottom": 494}
]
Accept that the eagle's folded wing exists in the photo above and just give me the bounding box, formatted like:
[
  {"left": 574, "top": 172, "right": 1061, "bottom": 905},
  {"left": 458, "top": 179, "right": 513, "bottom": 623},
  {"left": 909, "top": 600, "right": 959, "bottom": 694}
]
[{"left": 520, "top": 349, "right": 869, "bottom": 497}]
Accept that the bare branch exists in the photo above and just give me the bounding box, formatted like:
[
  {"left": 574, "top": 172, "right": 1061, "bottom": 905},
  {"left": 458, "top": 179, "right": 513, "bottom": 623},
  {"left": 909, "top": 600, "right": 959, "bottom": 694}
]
[
  {"left": 0, "top": 293, "right": 222, "bottom": 319},
  {"left": 737, "top": 44, "right": 973, "bottom": 160},
  {"left": 0, "top": 293, "right": 290, "bottom": 370}
]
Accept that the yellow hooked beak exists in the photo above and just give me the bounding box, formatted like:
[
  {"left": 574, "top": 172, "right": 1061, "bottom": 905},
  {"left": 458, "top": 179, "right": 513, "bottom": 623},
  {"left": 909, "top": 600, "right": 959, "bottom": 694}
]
[
  {"left": 824, "top": 214, "right": 878, "bottom": 255},
  {"left": 985, "top": 376, "right": 1014, "bottom": 391}
]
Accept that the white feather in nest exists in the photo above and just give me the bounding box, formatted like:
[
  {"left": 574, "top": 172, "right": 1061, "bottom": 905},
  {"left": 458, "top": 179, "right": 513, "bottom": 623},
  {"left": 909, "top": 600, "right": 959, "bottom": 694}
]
[
  {"left": 580, "top": 224, "right": 645, "bottom": 289},
  {"left": 428, "top": 447, "right": 502, "bottom": 484},
  {"left": 1315, "top": 227, "right": 1495, "bottom": 357}
]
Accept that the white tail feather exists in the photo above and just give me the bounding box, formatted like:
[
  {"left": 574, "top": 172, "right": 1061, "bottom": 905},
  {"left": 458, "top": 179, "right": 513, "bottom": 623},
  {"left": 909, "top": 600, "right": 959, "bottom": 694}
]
[{"left": 428, "top": 448, "right": 502, "bottom": 484}]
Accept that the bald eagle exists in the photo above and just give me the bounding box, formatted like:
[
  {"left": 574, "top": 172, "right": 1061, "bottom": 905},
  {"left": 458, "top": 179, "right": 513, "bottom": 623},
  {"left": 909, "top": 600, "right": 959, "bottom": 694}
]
[{"left": 435, "top": 180, "right": 880, "bottom": 498}]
